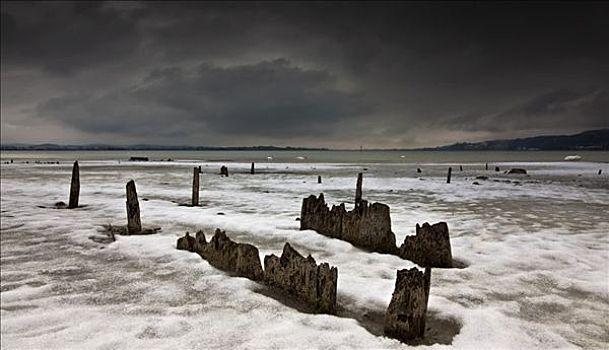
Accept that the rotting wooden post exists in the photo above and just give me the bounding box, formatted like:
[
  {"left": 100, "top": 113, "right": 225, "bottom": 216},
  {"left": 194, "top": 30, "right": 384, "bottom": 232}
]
[
  {"left": 198, "top": 165, "right": 202, "bottom": 172},
  {"left": 68, "top": 161, "right": 80, "bottom": 209},
  {"left": 384, "top": 267, "right": 432, "bottom": 341},
  {"left": 192, "top": 167, "right": 200, "bottom": 206},
  {"left": 495, "top": 166, "right": 500, "bottom": 172},
  {"left": 598, "top": 169, "right": 602, "bottom": 175},
  {"left": 251, "top": 162, "right": 255, "bottom": 174},
  {"left": 459, "top": 165, "right": 463, "bottom": 171},
  {"left": 485, "top": 163, "right": 488, "bottom": 170},
  {"left": 220, "top": 165, "right": 229, "bottom": 177},
  {"left": 447, "top": 167, "right": 452, "bottom": 184},
  {"left": 126, "top": 180, "right": 142, "bottom": 234},
  {"left": 318, "top": 175, "right": 322, "bottom": 184},
  {"left": 355, "top": 172, "right": 363, "bottom": 205}
]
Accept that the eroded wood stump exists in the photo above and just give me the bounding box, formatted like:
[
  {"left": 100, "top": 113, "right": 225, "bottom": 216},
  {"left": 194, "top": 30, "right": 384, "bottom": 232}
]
[{"left": 384, "top": 267, "right": 431, "bottom": 341}]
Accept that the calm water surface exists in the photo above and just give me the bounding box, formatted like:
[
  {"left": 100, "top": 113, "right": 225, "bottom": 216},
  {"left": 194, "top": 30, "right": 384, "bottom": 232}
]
[{"left": 2, "top": 150, "right": 609, "bottom": 163}]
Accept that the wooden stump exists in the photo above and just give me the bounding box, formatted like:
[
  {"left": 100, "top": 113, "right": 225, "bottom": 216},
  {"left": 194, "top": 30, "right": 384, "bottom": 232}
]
[
  {"left": 68, "top": 161, "right": 80, "bottom": 209},
  {"left": 251, "top": 162, "right": 255, "bottom": 174},
  {"left": 192, "top": 167, "right": 200, "bottom": 206},
  {"left": 220, "top": 165, "right": 229, "bottom": 177},
  {"left": 355, "top": 172, "right": 363, "bottom": 205},
  {"left": 318, "top": 175, "right": 322, "bottom": 184},
  {"left": 384, "top": 267, "right": 431, "bottom": 341},
  {"left": 446, "top": 167, "right": 452, "bottom": 184},
  {"left": 126, "top": 180, "right": 142, "bottom": 234}
]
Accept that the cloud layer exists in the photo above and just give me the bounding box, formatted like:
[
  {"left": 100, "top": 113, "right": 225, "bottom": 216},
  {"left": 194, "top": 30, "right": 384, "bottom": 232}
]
[{"left": 2, "top": 1, "right": 608, "bottom": 147}]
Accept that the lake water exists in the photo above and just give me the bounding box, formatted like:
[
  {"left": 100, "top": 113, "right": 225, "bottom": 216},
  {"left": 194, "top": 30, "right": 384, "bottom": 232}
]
[
  {"left": 2, "top": 150, "right": 609, "bottom": 163},
  {"left": 1, "top": 151, "right": 608, "bottom": 349}
]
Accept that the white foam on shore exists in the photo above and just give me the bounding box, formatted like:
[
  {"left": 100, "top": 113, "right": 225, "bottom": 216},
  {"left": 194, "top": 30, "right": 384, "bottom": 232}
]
[{"left": 1, "top": 161, "right": 608, "bottom": 349}]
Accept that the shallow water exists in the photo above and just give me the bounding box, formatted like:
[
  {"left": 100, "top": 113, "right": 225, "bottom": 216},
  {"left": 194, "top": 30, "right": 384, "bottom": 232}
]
[
  {"left": 2, "top": 149, "right": 609, "bottom": 163},
  {"left": 1, "top": 155, "right": 608, "bottom": 349}
]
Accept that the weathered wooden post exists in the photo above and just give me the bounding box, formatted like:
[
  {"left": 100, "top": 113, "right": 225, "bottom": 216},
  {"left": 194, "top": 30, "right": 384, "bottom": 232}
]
[
  {"left": 417, "top": 168, "right": 422, "bottom": 173},
  {"left": 68, "top": 161, "right": 80, "bottom": 209},
  {"left": 495, "top": 166, "right": 500, "bottom": 172},
  {"left": 446, "top": 167, "right": 452, "bottom": 183},
  {"left": 126, "top": 180, "right": 142, "bottom": 234},
  {"left": 355, "top": 172, "right": 363, "bottom": 205},
  {"left": 251, "top": 162, "right": 255, "bottom": 174},
  {"left": 599, "top": 169, "right": 602, "bottom": 175},
  {"left": 192, "top": 167, "right": 200, "bottom": 206},
  {"left": 384, "top": 267, "right": 431, "bottom": 341},
  {"left": 459, "top": 165, "right": 463, "bottom": 171},
  {"left": 485, "top": 163, "right": 488, "bottom": 170},
  {"left": 220, "top": 165, "right": 229, "bottom": 177},
  {"left": 318, "top": 175, "right": 322, "bottom": 184}
]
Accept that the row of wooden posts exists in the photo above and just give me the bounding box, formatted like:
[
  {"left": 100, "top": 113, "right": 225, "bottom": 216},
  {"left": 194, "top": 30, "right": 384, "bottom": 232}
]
[
  {"left": 62, "top": 160, "right": 480, "bottom": 342},
  {"left": 67, "top": 160, "right": 502, "bottom": 217}
]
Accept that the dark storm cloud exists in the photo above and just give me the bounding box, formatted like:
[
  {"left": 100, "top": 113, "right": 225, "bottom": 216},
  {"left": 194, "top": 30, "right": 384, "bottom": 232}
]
[
  {"left": 2, "top": 1, "right": 609, "bottom": 147},
  {"left": 441, "top": 87, "right": 609, "bottom": 133},
  {"left": 37, "top": 59, "right": 372, "bottom": 139},
  {"left": 1, "top": 1, "right": 144, "bottom": 75}
]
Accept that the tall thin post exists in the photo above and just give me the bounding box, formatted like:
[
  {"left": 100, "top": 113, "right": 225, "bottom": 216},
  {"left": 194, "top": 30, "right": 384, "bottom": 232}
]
[
  {"left": 126, "top": 180, "right": 142, "bottom": 234},
  {"left": 251, "top": 162, "right": 255, "bottom": 174},
  {"left": 192, "top": 167, "right": 200, "bottom": 206},
  {"left": 485, "top": 163, "right": 488, "bottom": 170},
  {"left": 68, "top": 161, "right": 80, "bottom": 209},
  {"left": 318, "top": 175, "right": 322, "bottom": 184},
  {"left": 446, "top": 167, "right": 452, "bottom": 184},
  {"left": 355, "top": 172, "right": 363, "bottom": 205}
]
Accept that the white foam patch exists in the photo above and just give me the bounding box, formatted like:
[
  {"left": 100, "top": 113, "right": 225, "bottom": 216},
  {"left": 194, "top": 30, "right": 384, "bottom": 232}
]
[{"left": 1, "top": 159, "right": 608, "bottom": 348}]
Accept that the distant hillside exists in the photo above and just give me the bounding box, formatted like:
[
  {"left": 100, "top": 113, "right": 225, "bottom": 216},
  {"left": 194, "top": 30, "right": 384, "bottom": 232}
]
[
  {"left": 0, "top": 144, "right": 328, "bottom": 151},
  {"left": 420, "top": 129, "right": 609, "bottom": 151}
]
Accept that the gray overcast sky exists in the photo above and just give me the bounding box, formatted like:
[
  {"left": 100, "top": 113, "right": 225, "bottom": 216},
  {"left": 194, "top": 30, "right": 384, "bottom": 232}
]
[{"left": 2, "top": 1, "right": 608, "bottom": 148}]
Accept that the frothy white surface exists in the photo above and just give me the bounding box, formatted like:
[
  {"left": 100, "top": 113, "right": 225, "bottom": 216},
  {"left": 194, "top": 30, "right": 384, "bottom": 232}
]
[{"left": 1, "top": 160, "right": 608, "bottom": 349}]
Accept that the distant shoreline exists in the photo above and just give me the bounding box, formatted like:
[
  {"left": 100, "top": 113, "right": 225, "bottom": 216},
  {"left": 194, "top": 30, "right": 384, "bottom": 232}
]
[
  {"left": 3, "top": 129, "right": 607, "bottom": 151},
  {"left": 1, "top": 147, "right": 608, "bottom": 152}
]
